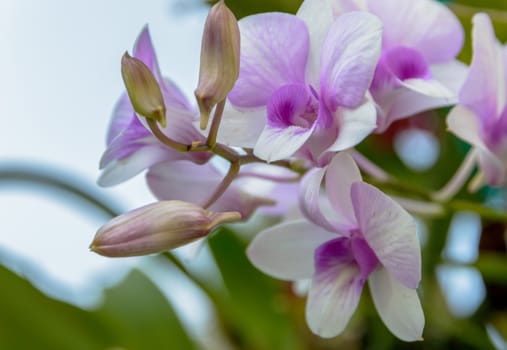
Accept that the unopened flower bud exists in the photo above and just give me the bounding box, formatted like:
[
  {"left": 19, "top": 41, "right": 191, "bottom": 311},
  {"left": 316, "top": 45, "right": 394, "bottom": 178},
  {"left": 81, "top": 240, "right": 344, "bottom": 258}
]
[
  {"left": 195, "top": 0, "right": 240, "bottom": 130},
  {"left": 90, "top": 200, "right": 241, "bottom": 257},
  {"left": 121, "top": 52, "right": 167, "bottom": 127}
]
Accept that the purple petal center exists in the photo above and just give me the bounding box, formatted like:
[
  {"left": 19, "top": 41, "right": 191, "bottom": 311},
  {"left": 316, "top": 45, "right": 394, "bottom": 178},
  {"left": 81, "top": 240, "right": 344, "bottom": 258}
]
[
  {"left": 485, "top": 105, "right": 507, "bottom": 150},
  {"left": 372, "top": 46, "right": 431, "bottom": 90},
  {"left": 267, "top": 84, "right": 318, "bottom": 130},
  {"left": 315, "top": 235, "right": 379, "bottom": 283}
]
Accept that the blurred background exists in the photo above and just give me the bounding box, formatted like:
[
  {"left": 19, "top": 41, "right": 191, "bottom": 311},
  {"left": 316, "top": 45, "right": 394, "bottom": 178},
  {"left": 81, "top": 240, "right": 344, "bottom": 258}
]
[{"left": 1, "top": 0, "right": 507, "bottom": 349}]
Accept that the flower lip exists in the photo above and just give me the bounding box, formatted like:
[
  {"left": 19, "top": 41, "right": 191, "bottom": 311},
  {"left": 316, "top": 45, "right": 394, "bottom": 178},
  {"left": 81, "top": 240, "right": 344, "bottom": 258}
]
[{"left": 267, "top": 83, "right": 318, "bottom": 130}]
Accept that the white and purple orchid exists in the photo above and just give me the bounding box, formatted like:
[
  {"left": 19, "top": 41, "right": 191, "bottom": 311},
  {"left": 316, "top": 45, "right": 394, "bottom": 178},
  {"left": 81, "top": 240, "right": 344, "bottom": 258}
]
[
  {"left": 98, "top": 26, "right": 210, "bottom": 187},
  {"left": 447, "top": 13, "right": 507, "bottom": 186},
  {"left": 247, "top": 153, "right": 424, "bottom": 340},
  {"left": 226, "top": 11, "right": 382, "bottom": 164},
  {"left": 298, "top": 0, "right": 467, "bottom": 133}
]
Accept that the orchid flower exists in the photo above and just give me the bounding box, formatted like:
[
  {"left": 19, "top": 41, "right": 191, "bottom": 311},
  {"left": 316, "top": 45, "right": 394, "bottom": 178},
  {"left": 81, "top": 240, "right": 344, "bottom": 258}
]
[
  {"left": 298, "top": 0, "right": 467, "bottom": 133},
  {"left": 448, "top": 13, "right": 507, "bottom": 186},
  {"left": 98, "top": 26, "right": 210, "bottom": 187},
  {"left": 226, "top": 11, "right": 382, "bottom": 164},
  {"left": 247, "top": 153, "right": 424, "bottom": 340}
]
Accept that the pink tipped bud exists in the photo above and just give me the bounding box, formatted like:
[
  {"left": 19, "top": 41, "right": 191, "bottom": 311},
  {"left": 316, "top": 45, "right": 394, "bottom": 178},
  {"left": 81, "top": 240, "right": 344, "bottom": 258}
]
[
  {"left": 90, "top": 200, "right": 241, "bottom": 257},
  {"left": 195, "top": 0, "right": 240, "bottom": 130},
  {"left": 121, "top": 52, "right": 167, "bottom": 127}
]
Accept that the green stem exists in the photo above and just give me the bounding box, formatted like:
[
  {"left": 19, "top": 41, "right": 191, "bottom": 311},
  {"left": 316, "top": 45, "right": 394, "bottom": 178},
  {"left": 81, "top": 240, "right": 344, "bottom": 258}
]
[
  {"left": 206, "top": 99, "right": 226, "bottom": 148},
  {"left": 202, "top": 161, "right": 240, "bottom": 209}
]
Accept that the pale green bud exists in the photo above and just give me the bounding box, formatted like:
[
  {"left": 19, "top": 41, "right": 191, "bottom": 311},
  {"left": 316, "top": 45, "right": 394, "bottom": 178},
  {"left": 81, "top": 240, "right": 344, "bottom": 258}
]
[
  {"left": 121, "top": 52, "right": 167, "bottom": 127},
  {"left": 90, "top": 200, "right": 240, "bottom": 257},
  {"left": 195, "top": 0, "right": 240, "bottom": 130}
]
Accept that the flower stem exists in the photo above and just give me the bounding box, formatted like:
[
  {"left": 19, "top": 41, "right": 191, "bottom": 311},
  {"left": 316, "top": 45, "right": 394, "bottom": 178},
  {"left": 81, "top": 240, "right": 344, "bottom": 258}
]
[
  {"left": 206, "top": 99, "right": 226, "bottom": 148},
  {"left": 431, "top": 148, "right": 478, "bottom": 202},
  {"left": 202, "top": 161, "right": 240, "bottom": 210},
  {"left": 351, "top": 149, "right": 391, "bottom": 182},
  {"left": 147, "top": 119, "right": 190, "bottom": 152}
]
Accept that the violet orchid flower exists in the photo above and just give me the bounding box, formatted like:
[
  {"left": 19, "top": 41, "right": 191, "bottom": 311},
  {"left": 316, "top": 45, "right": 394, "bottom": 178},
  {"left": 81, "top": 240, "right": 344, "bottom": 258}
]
[
  {"left": 226, "top": 11, "right": 382, "bottom": 164},
  {"left": 248, "top": 152, "right": 424, "bottom": 340},
  {"left": 298, "top": 0, "right": 467, "bottom": 132},
  {"left": 98, "top": 26, "right": 209, "bottom": 187},
  {"left": 448, "top": 13, "right": 507, "bottom": 186}
]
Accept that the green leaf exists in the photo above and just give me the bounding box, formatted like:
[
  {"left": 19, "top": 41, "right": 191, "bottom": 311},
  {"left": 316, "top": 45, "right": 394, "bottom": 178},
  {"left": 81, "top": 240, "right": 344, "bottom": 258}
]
[
  {"left": 208, "top": 228, "right": 303, "bottom": 350},
  {"left": 94, "top": 269, "right": 197, "bottom": 350},
  {"left": 0, "top": 265, "right": 196, "bottom": 350},
  {"left": 0, "top": 265, "right": 110, "bottom": 350}
]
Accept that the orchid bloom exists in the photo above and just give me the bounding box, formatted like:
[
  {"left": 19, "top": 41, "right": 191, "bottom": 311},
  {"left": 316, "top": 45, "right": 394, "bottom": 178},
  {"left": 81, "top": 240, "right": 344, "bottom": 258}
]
[
  {"left": 226, "top": 11, "right": 382, "bottom": 164},
  {"left": 448, "top": 13, "right": 507, "bottom": 186},
  {"left": 98, "top": 26, "right": 209, "bottom": 187},
  {"left": 248, "top": 153, "right": 424, "bottom": 340},
  {"left": 298, "top": 0, "right": 467, "bottom": 133}
]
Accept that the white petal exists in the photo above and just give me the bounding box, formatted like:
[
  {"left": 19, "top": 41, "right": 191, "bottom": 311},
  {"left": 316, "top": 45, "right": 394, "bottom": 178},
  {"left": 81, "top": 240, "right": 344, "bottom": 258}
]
[
  {"left": 247, "top": 220, "right": 336, "bottom": 280},
  {"left": 300, "top": 167, "right": 349, "bottom": 233},
  {"left": 325, "top": 152, "right": 362, "bottom": 226},
  {"left": 351, "top": 182, "right": 421, "bottom": 289},
  {"left": 460, "top": 13, "right": 506, "bottom": 119},
  {"left": 478, "top": 148, "right": 507, "bottom": 186},
  {"left": 229, "top": 13, "right": 309, "bottom": 108},
  {"left": 367, "top": 0, "right": 463, "bottom": 63},
  {"left": 306, "top": 261, "right": 363, "bottom": 338},
  {"left": 369, "top": 268, "right": 425, "bottom": 342},
  {"left": 212, "top": 103, "right": 266, "bottom": 148},
  {"left": 98, "top": 144, "right": 174, "bottom": 187},
  {"left": 430, "top": 60, "right": 469, "bottom": 96},
  {"left": 320, "top": 12, "right": 382, "bottom": 109},
  {"left": 296, "top": 0, "right": 334, "bottom": 87},
  {"left": 447, "top": 105, "right": 487, "bottom": 150},
  {"left": 253, "top": 125, "right": 314, "bottom": 162},
  {"left": 326, "top": 99, "right": 377, "bottom": 151},
  {"left": 400, "top": 78, "right": 454, "bottom": 99}
]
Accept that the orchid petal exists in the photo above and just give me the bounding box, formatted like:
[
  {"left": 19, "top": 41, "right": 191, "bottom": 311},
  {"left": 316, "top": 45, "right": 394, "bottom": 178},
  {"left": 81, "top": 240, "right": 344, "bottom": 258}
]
[
  {"left": 254, "top": 84, "right": 317, "bottom": 161},
  {"left": 325, "top": 152, "right": 362, "bottom": 226},
  {"left": 351, "top": 182, "right": 420, "bottom": 289},
  {"left": 369, "top": 267, "right": 425, "bottom": 342},
  {"left": 478, "top": 148, "right": 507, "bottom": 186},
  {"left": 297, "top": 0, "right": 367, "bottom": 85},
  {"left": 98, "top": 144, "right": 175, "bottom": 187},
  {"left": 212, "top": 103, "right": 266, "bottom": 148},
  {"left": 253, "top": 125, "right": 313, "bottom": 162},
  {"left": 100, "top": 120, "right": 153, "bottom": 169},
  {"left": 460, "top": 13, "right": 506, "bottom": 121},
  {"left": 326, "top": 99, "right": 377, "bottom": 152},
  {"left": 300, "top": 168, "right": 349, "bottom": 233},
  {"left": 147, "top": 161, "right": 271, "bottom": 220},
  {"left": 447, "top": 105, "right": 487, "bottom": 150},
  {"left": 400, "top": 78, "right": 453, "bottom": 98},
  {"left": 430, "top": 60, "right": 468, "bottom": 96},
  {"left": 375, "top": 86, "right": 456, "bottom": 133},
  {"left": 228, "top": 13, "right": 309, "bottom": 108},
  {"left": 247, "top": 220, "right": 337, "bottom": 280},
  {"left": 106, "top": 93, "right": 139, "bottom": 145},
  {"left": 306, "top": 239, "right": 363, "bottom": 338},
  {"left": 160, "top": 77, "right": 194, "bottom": 113},
  {"left": 320, "top": 12, "right": 382, "bottom": 110},
  {"left": 367, "top": 0, "right": 463, "bottom": 63},
  {"left": 296, "top": 0, "right": 334, "bottom": 87},
  {"left": 133, "top": 25, "right": 162, "bottom": 81}
]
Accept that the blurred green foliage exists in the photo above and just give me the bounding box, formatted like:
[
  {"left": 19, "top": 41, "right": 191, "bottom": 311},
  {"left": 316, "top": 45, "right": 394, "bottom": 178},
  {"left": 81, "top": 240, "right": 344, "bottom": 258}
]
[{"left": 0, "top": 266, "right": 195, "bottom": 350}]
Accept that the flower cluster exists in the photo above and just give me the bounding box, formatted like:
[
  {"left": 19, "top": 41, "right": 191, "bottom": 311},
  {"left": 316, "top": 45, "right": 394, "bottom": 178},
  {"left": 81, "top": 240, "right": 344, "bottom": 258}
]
[{"left": 90, "top": 0, "right": 507, "bottom": 342}]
